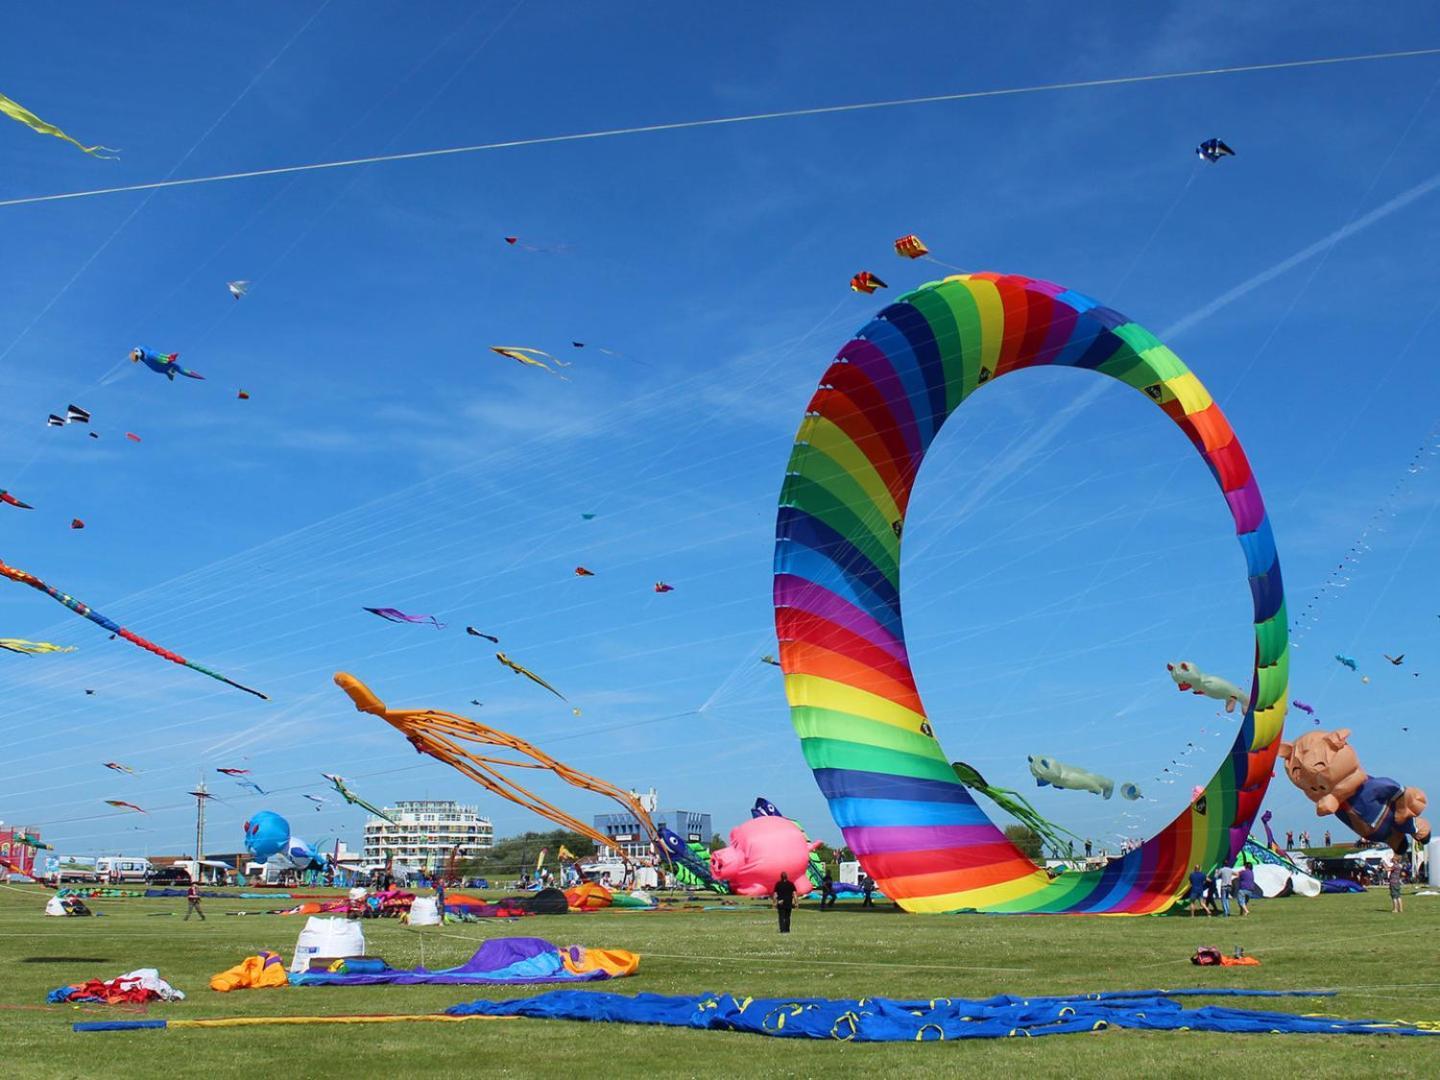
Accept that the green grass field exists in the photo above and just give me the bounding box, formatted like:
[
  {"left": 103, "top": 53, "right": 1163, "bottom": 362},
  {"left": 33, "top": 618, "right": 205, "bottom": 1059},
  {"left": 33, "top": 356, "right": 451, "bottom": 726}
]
[{"left": 2, "top": 884, "right": 1437, "bottom": 1077}]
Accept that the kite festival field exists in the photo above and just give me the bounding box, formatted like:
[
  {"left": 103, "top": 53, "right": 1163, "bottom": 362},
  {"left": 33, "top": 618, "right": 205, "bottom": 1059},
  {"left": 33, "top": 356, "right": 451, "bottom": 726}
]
[{"left": 3, "top": 886, "right": 1436, "bottom": 1078}]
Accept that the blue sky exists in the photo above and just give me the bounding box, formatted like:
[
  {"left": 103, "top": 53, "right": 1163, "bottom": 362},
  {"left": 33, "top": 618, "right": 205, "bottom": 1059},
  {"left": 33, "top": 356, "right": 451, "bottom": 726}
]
[{"left": 2, "top": 3, "right": 1438, "bottom": 861}]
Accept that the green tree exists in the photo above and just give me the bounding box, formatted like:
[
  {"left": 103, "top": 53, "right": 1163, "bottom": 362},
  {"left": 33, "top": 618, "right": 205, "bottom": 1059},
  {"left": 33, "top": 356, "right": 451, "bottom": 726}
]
[{"left": 1004, "top": 824, "right": 1044, "bottom": 862}]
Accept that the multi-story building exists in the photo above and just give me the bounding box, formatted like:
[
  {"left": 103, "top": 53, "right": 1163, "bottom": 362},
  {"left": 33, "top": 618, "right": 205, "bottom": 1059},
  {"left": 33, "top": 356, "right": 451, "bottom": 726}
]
[
  {"left": 593, "top": 791, "right": 711, "bottom": 859},
  {"left": 362, "top": 800, "right": 493, "bottom": 871}
]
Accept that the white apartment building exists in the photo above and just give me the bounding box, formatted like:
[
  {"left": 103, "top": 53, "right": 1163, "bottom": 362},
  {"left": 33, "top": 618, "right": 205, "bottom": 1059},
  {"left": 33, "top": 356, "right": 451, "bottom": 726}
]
[{"left": 362, "top": 800, "right": 493, "bottom": 871}]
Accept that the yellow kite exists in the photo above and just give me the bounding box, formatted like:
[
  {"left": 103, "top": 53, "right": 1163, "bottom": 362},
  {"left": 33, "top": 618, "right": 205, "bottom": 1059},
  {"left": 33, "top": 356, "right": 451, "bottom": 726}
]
[
  {"left": 0, "top": 91, "right": 116, "bottom": 158},
  {"left": 0, "top": 638, "right": 76, "bottom": 655}
]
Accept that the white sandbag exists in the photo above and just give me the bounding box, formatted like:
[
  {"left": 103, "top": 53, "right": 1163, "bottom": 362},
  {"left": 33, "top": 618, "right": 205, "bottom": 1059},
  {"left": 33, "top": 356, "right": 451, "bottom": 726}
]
[
  {"left": 408, "top": 896, "right": 440, "bottom": 926},
  {"left": 290, "top": 916, "right": 366, "bottom": 972}
]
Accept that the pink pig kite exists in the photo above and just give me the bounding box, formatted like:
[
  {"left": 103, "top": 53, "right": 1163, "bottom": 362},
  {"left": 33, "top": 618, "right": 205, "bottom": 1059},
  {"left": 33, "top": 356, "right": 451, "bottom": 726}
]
[{"left": 710, "top": 815, "right": 822, "bottom": 897}]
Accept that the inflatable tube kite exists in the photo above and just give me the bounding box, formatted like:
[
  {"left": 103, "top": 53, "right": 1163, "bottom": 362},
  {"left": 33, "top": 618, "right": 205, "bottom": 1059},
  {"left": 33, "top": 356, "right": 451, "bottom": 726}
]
[{"left": 773, "top": 272, "right": 1288, "bottom": 914}]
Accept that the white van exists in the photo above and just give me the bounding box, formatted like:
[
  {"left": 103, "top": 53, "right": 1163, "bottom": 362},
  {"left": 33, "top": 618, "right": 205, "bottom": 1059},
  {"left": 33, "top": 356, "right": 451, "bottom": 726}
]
[{"left": 95, "top": 856, "right": 152, "bottom": 883}]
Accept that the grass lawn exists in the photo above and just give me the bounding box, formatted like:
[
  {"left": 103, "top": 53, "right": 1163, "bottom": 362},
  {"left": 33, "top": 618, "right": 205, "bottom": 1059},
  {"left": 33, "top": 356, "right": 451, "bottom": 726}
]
[{"left": 1, "top": 884, "right": 1436, "bottom": 1077}]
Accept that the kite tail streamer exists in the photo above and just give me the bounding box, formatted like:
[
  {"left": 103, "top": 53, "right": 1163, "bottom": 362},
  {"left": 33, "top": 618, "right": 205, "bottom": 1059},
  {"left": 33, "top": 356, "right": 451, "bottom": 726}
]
[
  {"left": 0, "top": 92, "right": 118, "bottom": 158},
  {"left": 0, "top": 558, "right": 268, "bottom": 700}
]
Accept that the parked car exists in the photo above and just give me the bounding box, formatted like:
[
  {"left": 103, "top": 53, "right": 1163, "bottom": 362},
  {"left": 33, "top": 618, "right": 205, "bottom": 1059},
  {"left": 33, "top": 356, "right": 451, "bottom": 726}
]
[{"left": 148, "top": 866, "right": 192, "bottom": 886}]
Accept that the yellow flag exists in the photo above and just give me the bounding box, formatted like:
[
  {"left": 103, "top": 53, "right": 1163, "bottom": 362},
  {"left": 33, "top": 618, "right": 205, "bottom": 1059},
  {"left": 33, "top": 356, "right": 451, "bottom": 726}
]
[
  {"left": 535, "top": 849, "right": 548, "bottom": 870},
  {"left": 557, "top": 845, "right": 575, "bottom": 861},
  {"left": 0, "top": 92, "right": 117, "bottom": 158}
]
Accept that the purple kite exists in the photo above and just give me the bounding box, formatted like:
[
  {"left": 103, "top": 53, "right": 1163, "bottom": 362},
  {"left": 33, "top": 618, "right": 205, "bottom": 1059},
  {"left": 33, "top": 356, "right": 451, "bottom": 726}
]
[
  {"left": 363, "top": 607, "right": 445, "bottom": 629},
  {"left": 288, "top": 937, "right": 636, "bottom": 986}
]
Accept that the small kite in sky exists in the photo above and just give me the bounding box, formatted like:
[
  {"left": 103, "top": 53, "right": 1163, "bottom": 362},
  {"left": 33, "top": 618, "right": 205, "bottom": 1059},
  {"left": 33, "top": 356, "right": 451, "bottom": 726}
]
[
  {"left": 894, "top": 234, "right": 929, "bottom": 259},
  {"left": 1195, "top": 138, "right": 1235, "bottom": 163},
  {"left": 302, "top": 794, "right": 326, "bottom": 810},
  {"left": 1, "top": 490, "right": 34, "bottom": 509},
  {"left": 237, "top": 390, "right": 250, "bottom": 400},
  {"left": 323, "top": 773, "right": 396, "bottom": 823},
  {"left": 188, "top": 789, "right": 218, "bottom": 801},
  {"left": 0, "top": 90, "right": 117, "bottom": 157},
  {"left": 227, "top": 281, "right": 250, "bottom": 301},
  {"left": 1167, "top": 660, "right": 1246, "bottom": 713},
  {"left": 1335, "top": 654, "right": 1358, "bottom": 672},
  {"left": 1291, "top": 700, "right": 1315, "bottom": 717},
  {"left": 70, "top": 519, "right": 85, "bottom": 530},
  {"left": 48, "top": 404, "right": 90, "bottom": 427},
  {"left": 363, "top": 607, "right": 445, "bottom": 629},
  {"left": 574, "top": 566, "right": 595, "bottom": 577},
  {"left": 653, "top": 581, "right": 674, "bottom": 593},
  {"left": 0, "top": 639, "right": 75, "bottom": 655},
  {"left": 233, "top": 779, "right": 267, "bottom": 796},
  {"left": 470, "top": 698, "right": 483, "bottom": 706},
  {"left": 104, "top": 799, "right": 146, "bottom": 814},
  {"left": 490, "top": 346, "right": 568, "bottom": 379},
  {"left": 1384, "top": 653, "right": 1405, "bottom": 666},
  {"left": 130, "top": 348, "right": 203, "bottom": 381},
  {"left": 580, "top": 513, "right": 597, "bottom": 520},
  {"left": 215, "top": 767, "right": 250, "bottom": 777},
  {"left": 465, "top": 627, "right": 499, "bottom": 643},
  {"left": 125, "top": 432, "right": 141, "bottom": 442},
  {"left": 496, "top": 651, "right": 565, "bottom": 699},
  {"left": 102, "top": 761, "right": 136, "bottom": 775},
  {"left": 849, "top": 271, "right": 887, "bottom": 294},
  {"left": 760, "top": 655, "right": 781, "bottom": 667}
]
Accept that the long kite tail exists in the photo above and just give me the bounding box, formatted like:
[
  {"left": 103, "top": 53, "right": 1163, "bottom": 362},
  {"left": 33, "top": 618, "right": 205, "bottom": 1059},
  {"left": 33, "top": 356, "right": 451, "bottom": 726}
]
[
  {"left": 0, "top": 558, "right": 267, "bottom": 700},
  {"left": 178, "top": 366, "right": 205, "bottom": 380}
]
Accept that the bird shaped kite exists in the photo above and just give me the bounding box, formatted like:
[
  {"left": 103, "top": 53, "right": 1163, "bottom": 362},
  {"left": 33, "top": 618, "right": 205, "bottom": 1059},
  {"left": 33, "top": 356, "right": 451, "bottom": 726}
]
[
  {"left": 227, "top": 281, "right": 250, "bottom": 301},
  {"left": 215, "top": 768, "right": 249, "bottom": 777},
  {"left": 496, "top": 652, "right": 565, "bottom": 699},
  {"left": 0, "top": 639, "right": 75, "bottom": 655},
  {"left": 1384, "top": 653, "right": 1405, "bottom": 666},
  {"left": 574, "top": 567, "right": 595, "bottom": 577},
  {"left": 322, "top": 773, "right": 396, "bottom": 823},
  {"left": 653, "top": 582, "right": 674, "bottom": 593},
  {"left": 0, "top": 557, "right": 267, "bottom": 699},
  {"left": 465, "top": 627, "right": 499, "bottom": 643},
  {"left": 490, "top": 346, "right": 568, "bottom": 379},
  {"left": 130, "top": 348, "right": 203, "bottom": 381},
  {"left": 334, "top": 673, "right": 659, "bottom": 861},
  {"left": 363, "top": 607, "right": 444, "bottom": 629},
  {"left": 849, "top": 271, "right": 887, "bottom": 294},
  {"left": 1335, "top": 654, "right": 1358, "bottom": 672},
  {"left": 1, "top": 490, "right": 34, "bottom": 509},
  {"left": 102, "top": 761, "right": 136, "bottom": 775},
  {"left": 0, "top": 89, "right": 117, "bottom": 157},
  {"left": 104, "top": 799, "right": 146, "bottom": 814},
  {"left": 1195, "top": 138, "right": 1235, "bottom": 163},
  {"left": 893, "top": 234, "right": 929, "bottom": 259},
  {"left": 1167, "top": 661, "right": 1246, "bottom": 713}
]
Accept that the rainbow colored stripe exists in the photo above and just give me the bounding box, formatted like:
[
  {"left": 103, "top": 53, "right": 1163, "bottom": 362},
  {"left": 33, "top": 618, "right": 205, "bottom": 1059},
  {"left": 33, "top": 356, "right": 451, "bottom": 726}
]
[{"left": 773, "top": 273, "right": 1288, "bottom": 914}]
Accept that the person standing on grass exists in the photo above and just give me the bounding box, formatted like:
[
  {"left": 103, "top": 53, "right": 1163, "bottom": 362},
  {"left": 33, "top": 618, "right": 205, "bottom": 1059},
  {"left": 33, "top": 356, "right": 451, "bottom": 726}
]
[
  {"left": 1214, "top": 862, "right": 1235, "bottom": 917},
  {"left": 184, "top": 880, "right": 205, "bottom": 922},
  {"left": 435, "top": 879, "right": 447, "bottom": 922},
  {"left": 773, "top": 871, "right": 798, "bottom": 933},
  {"left": 1388, "top": 857, "right": 1405, "bottom": 914},
  {"left": 1286, "top": 830, "right": 1294, "bottom": 850},
  {"left": 1323, "top": 829, "right": 1331, "bottom": 847},
  {"left": 1188, "top": 864, "right": 1209, "bottom": 916},
  {"left": 860, "top": 874, "right": 875, "bottom": 908},
  {"left": 820, "top": 871, "right": 836, "bottom": 910},
  {"left": 1235, "top": 865, "right": 1255, "bottom": 916}
]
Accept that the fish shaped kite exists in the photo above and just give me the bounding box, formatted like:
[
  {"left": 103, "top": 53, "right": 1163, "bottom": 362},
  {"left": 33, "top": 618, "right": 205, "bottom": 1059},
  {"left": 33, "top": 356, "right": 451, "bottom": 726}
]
[
  {"left": 1384, "top": 653, "right": 1405, "bottom": 666},
  {"left": 1195, "top": 138, "right": 1235, "bottom": 163},
  {"left": 490, "top": 346, "right": 568, "bottom": 379},
  {"left": 1167, "top": 661, "right": 1246, "bottom": 713},
  {"left": 496, "top": 651, "right": 565, "bottom": 699},
  {"left": 0, "top": 639, "right": 75, "bottom": 655},
  {"left": 1335, "top": 654, "right": 1358, "bottom": 672},
  {"left": 363, "top": 607, "right": 445, "bottom": 629},
  {"left": 102, "top": 762, "right": 136, "bottom": 775},
  {"left": 322, "top": 773, "right": 396, "bottom": 823},
  {"left": 1, "top": 490, "right": 34, "bottom": 510},
  {"left": 574, "top": 567, "right": 595, "bottom": 577},
  {"left": 227, "top": 281, "right": 250, "bottom": 301},
  {"left": 0, "top": 557, "right": 268, "bottom": 699},
  {"left": 465, "top": 627, "right": 499, "bottom": 643},
  {"left": 1291, "top": 700, "right": 1316, "bottom": 717},
  {"left": 893, "top": 234, "right": 929, "bottom": 259},
  {"left": 1027, "top": 754, "right": 1114, "bottom": 799},
  {"left": 334, "top": 673, "right": 659, "bottom": 861},
  {"left": 104, "top": 799, "right": 146, "bottom": 814},
  {"left": 0, "top": 90, "right": 117, "bottom": 157},
  {"left": 215, "top": 768, "right": 249, "bottom": 777},
  {"left": 849, "top": 271, "right": 887, "bottom": 294},
  {"left": 130, "top": 348, "right": 203, "bottom": 381},
  {"left": 653, "top": 582, "right": 674, "bottom": 593}
]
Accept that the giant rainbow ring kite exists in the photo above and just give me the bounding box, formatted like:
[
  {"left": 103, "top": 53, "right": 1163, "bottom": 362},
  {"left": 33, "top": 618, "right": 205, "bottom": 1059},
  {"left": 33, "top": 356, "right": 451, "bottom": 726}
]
[{"left": 773, "top": 273, "right": 1288, "bottom": 914}]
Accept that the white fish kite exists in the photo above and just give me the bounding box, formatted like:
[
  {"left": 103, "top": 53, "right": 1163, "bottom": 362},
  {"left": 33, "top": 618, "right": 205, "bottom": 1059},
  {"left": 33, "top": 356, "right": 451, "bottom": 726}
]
[
  {"left": 1167, "top": 661, "right": 1246, "bottom": 713},
  {"left": 1028, "top": 755, "right": 1114, "bottom": 799}
]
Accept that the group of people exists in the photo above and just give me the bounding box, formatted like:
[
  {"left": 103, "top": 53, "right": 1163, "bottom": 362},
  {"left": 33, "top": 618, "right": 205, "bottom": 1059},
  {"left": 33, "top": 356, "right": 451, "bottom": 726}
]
[
  {"left": 773, "top": 871, "right": 878, "bottom": 932},
  {"left": 1283, "top": 829, "right": 1332, "bottom": 849},
  {"left": 1187, "top": 862, "right": 1256, "bottom": 916}
]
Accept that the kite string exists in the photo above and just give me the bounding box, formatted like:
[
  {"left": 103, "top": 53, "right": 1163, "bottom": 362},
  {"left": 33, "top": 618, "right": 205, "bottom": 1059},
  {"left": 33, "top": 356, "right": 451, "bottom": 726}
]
[{"left": 2, "top": 47, "right": 1438, "bottom": 210}]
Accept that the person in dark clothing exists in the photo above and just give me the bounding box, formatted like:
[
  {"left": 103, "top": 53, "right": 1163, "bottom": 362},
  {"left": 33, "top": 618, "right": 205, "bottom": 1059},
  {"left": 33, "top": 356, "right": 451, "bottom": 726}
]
[
  {"left": 820, "top": 871, "right": 836, "bottom": 910},
  {"left": 773, "top": 872, "right": 798, "bottom": 933},
  {"left": 1187, "top": 864, "right": 1209, "bottom": 916},
  {"left": 435, "top": 880, "right": 447, "bottom": 921},
  {"left": 860, "top": 874, "right": 875, "bottom": 908},
  {"left": 184, "top": 881, "right": 205, "bottom": 921},
  {"left": 1084, "top": 838, "right": 1093, "bottom": 858}
]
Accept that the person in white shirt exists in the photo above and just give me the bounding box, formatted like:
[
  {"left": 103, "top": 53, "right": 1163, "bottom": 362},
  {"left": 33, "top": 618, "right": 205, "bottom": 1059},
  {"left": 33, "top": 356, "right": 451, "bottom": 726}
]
[{"left": 1214, "top": 863, "right": 1235, "bottom": 917}]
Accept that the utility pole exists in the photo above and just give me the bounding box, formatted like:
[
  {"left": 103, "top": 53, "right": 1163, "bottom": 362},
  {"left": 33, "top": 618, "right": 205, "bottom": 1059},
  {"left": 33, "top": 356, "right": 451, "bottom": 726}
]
[{"left": 193, "top": 778, "right": 207, "bottom": 885}]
